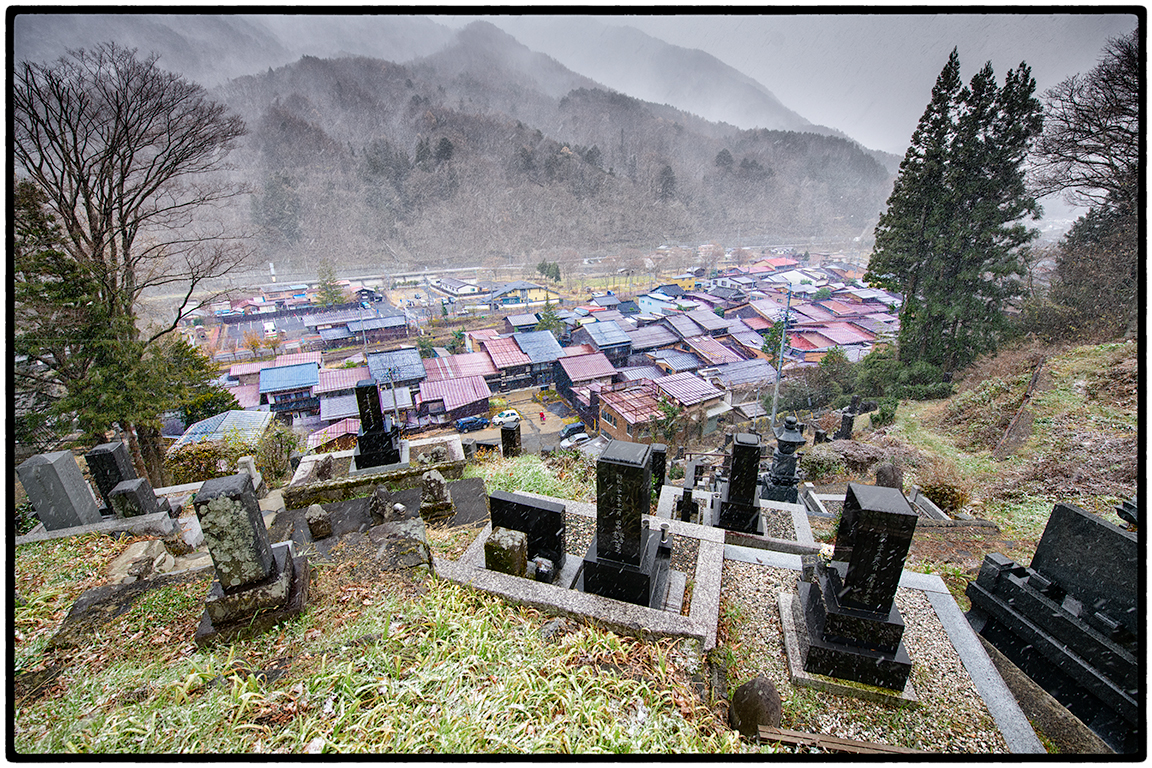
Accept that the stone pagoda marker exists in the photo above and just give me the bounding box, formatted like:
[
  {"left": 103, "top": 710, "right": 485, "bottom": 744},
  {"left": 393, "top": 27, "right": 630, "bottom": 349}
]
[
  {"left": 580, "top": 440, "right": 671, "bottom": 607},
  {"left": 351, "top": 378, "right": 404, "bottom": 473},
  {"left": 761, "top": 416, "right": 806, "bottom": 503},
  {"left": 794, "top": 482, "right": 918, "bottom": 691},
  {"left": 193, "top": 473, "right": 310, "bottom": 645}
]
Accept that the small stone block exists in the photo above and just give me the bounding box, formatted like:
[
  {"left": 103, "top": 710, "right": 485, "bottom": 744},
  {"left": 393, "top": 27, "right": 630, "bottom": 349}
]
[
  {"left": 204, "top": 543, "right": 295, "bottom": 624},
  {"left": 306, "top": 504, "right": 332, "bottom": 539},
  {"left": 485, "top": 526, "right": 528, "bottom": 577},
  {"left": 109, "top": 478, "right": 161, "bottom": 519}
]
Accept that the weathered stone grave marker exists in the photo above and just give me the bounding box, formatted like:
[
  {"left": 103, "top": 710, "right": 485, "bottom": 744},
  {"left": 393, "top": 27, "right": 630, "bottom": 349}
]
[
  {"left": 193, "top": 473, "right": 310, "bottom": 645},
  {"left": 966, "top": 501, "right": 1139, "bottom": 752},
  {"left": 84, "top": 441, "right": 137, "bottom": 512},
  {"left": 794, "top": 482, "right": 917, "bottom": 690},
  {"left": 488, "top": 490, "right": 566, "bottom": 582},
  {"left": 713, "top": 432, "right": 764, "bottom": 533},
  {"left": 580, "top": 440, "right": 671, "bottom": 607},
  {"left": 109, "top": 478, "right": 162, "bottom": 518},
  {"left": 16, "top": 451, "right": 102, "bottom": 531},
  {"left": 419, "top": 469, "right": 455, "bottom": 524}
]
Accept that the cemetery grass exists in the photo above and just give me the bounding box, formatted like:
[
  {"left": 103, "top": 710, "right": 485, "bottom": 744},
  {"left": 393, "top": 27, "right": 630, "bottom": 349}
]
[{"left": 14, "top": 533, "right": 746, "bottom": 754}]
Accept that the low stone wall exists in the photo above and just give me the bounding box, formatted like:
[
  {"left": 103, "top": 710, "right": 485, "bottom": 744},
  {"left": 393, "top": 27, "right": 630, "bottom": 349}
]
[{"left": 282, "top": 460, "right": 466, "bottom": 510}]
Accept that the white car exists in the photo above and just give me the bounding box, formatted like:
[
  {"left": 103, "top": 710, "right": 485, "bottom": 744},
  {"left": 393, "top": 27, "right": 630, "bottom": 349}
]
[
  {"left": 559, "top": 433, "right": 590, "bottom": 449},
  {"left": 492, "top": 409, "right": 521, "bottom": 426}
]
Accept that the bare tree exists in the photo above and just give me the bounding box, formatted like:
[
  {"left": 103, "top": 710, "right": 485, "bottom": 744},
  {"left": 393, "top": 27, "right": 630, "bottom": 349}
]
[
  {"left": 13, "top": 43, "right": 249, "bottom": 480},
  {"left": 1029, "top": 30, "right": 1139, "bottom": 209}
]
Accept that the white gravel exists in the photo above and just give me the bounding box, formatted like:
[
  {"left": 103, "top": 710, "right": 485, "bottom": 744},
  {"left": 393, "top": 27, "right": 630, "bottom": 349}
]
[{"left": 721, "top": 560, "right": 1010, "bottom": 753}]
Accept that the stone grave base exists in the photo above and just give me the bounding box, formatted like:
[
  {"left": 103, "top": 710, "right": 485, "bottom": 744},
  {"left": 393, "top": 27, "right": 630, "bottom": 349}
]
[
  {"left": 777, "top": 592, "right": 919, "bottom": 708},
  {"left": 16, "top": 509, "right": 176, "bottom": 546},
  {"left": 579, "top": 527, "right": 671, "bottom": 608},
  {"left": 348, "top": 441, "right": 410, "bottom": 476},
  {"left": 195, "top": 542, "right": 311, "bottom": 647},
  {"left": 659, "top": 487, "right": 816, "bottom": 556}
]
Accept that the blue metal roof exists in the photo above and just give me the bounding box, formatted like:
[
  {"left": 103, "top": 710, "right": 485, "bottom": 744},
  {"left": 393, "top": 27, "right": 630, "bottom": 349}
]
[
  {"left": 650, "top": 349, "right": 703, "bottom": 372},
  {"left": 513, "top": 330, "right": 564, "bottom": 364},
  {"left": 258, "top": 362, "right": 321, "bottom": 393},
  {"left": 367, "top": 347, "right": 426, "bottom": 384},
  {"left": 581, "top": 320, "right": 631, "bottom": 348},
  {"left": 168, "top": 410, "right": 274, "bottom": 452}
]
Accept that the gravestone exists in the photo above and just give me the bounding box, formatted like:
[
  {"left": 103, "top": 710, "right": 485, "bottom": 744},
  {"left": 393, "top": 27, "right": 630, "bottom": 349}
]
[
  {"left": 795, "top": 482, "right": 917, "bottom": 690},
  {"left": 761, "top": 417, "right": 806, "bottom": 504},
  {"left": 676, "top": 490, "right": 698, "bottom": 523},
  {"left": 84, "top": 441, "right": 137, "bottom": 512},
  {"left": 874, "top": 462, "right": 903, "bottom": 490},
  {"left": 236, "top": 456, "right": 266, "bottom": 498},
  {"left": 580, "top": 440, "right": 671, "bottom": 607},
  {"left": 16, "top": 451, "right": 102, "bottom": 531},
  {"left": 488, "top": 490, "right": 566, "bottom": 579},
  {"left": 193, "top": 473, "right": 310, "bottom": 645},
  {"left": 966, "top": 502, "right": 1138, "bottom": 752},
  {"left": 650, "top": 443, "right": 667, "bottom": 490},
  {"left": 833, "top": 412, "right": 855, "bottom": 441},
  {"left": 485, "top": 527, "right": 528, "bottom": 577},
  {"left": 713, "top": 433, "right": 763, "bottom": 533},
  {"left": 352, "top": 379, "right": 402, "bottom": 470},
  {"left": 419, "top": 469, "right": 455, "bottom": 524},
  {"left": 109, "top": 478, "right": 161, "bottom": 518},
  {"left": 501, "top": 422, "right": 522, "bottom": 458}
]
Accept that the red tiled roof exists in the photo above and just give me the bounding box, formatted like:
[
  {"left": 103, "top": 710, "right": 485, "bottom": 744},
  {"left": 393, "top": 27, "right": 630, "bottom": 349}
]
[
  {"left": 315, "top": 366, "right": 370, "bottom": 395},
  {"left": 818, "top": 299, "right": 872, "bottom": 317},
  {"left": 561, "top": 343, "right": 597, "bottom": 357},
  {"left": 307, "top": 418, "right": 360, "bottom": 450},
  {"left": 417, "top": 376, "right": 491, "bottom": 412},
  {"left": 230, "top": 360, "right": 272, "bottom": 377},
  {"left": 820, "top": 322, "right": 875, "bottom": 344},
  {"left": 422, "top": 352, "right": 499, "bottom": 382},
  {"left": 559, "top": 352, "right": 616, "bottom": 382},
  {"left": 231, "top": 383, "right": 261, "bottom": 409},
  {"left": 481, "top": 337, "right": 531, "bottom": 369},
  {"left": 741, "top": 315, "right": 772, "bottom": 331},
  {"left": 599, "top": 385, "right": 662, "bottom": 425},
  {"left": 274, "top": 351, "right": 323, "bottom": 367}
]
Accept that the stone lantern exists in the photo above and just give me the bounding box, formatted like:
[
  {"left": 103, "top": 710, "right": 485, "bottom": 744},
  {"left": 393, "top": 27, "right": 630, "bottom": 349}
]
[{"left": 763, "top": 416, "right": 806, "bottom": 502}]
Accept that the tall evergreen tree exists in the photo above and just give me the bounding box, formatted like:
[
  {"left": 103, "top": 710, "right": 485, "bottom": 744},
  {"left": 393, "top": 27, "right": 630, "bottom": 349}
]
[{"left": 866, "top": 49, "right": 1042, "bottom": 370}]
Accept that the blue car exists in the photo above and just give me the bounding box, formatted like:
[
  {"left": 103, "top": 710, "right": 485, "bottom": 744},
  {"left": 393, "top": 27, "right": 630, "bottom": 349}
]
[{"left": 455, "top": 416, "right": 490, "bottom": 433}]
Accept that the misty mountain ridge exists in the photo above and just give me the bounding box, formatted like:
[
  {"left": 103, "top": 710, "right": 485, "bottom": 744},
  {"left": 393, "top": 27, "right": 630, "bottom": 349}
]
[{"left": 14, "top": 13, "right": 897, "bottom": 270}]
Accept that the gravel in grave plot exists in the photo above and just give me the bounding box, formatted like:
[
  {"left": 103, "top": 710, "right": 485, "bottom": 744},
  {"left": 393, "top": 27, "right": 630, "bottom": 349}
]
[
  {"left": 721, "top": 560, "right": 1009, "bottom": 753},
  {"left": 563, "top": 512, "right": 699, "bottom": 575},
  {"left": 762, "top": 508, "right": 797, "bottom": 540}
]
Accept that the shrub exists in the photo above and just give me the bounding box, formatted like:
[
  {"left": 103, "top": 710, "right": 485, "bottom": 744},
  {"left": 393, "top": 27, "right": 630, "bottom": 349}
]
[
  {"left": 918, "top": 462, "right": 972, "bottom": 514},
  {"left": 902, "top": 382, "right": 954, "bottom": 401},
  {"left": 256, "top": 422, "right": 301, "bottom": 481},
  {"left": 870, "top": 397, "right": 898, "bottom": 428},
  {"left": 165, "top": 440, "right": 234, "bottom": 485},
  {"left": 15, "top": 502, "right": 38, "bottom": 536},
  {"left": 799, "top": 444, "right": 847, "bottom": 483}
]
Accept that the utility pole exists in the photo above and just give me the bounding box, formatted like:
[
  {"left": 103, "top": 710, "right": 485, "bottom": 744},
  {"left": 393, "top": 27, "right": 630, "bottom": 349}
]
[
  {"left": 769, "top": 286, "right": 793, "bottom": 432},
  {"left": 387, "top": 367, "right": 401, "bottom": 425}
]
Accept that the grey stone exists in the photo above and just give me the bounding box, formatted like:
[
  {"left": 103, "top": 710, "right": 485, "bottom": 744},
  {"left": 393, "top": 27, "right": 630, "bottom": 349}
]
[
  {"left": 109, "top": 477, "right": 161, "bottom": 518},
  {"left": 729, "top": 676, "right": 782, "bottom": 740},
  {"left": 419, "top": 469, "right": 454, "bottom": 523},
  {"left": 314, "top": 455, "right": 335, "bottom": 481},
  {"left": 485, "top": 526, "right": 528, "bottom": 577},
  {"left": 203, "top": 543, "right": 295, "bottom": 624},
  {"left": 17, "top": 451, "right": 102, "bottom": 531},
  {"left": 194, "top": 473, "right": 275, "bottom": 591},
  {"left": 874, "top": 462, "right": 904, "bottom": 490},
  {"left": 539, "top": 616, "right": 575, "bottom": 643},
  {"left": 306, "top": 504, "right": 332, "bottom": 539}
]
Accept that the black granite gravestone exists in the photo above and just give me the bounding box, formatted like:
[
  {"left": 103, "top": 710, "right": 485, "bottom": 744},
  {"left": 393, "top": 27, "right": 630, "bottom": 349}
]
[
  {"left": 489, "top": 490, "right": 566, "bottom": 576},
  {"left": 501, "top": 422, "right": 522, "bottom": 458},
  {"left": 676, "top": 490, "right": 698, "bottom": 522},
  {"left": 714, "top": 433, "right": 763, "bottom": 533},
  {"left": 581, "top": 440, "right": 671, "bottom": 607},
  {"left": 966, "top": 502, "right": 1139, "bottom": 752},
  {"left": 650, "top": 443, "right": 667, "bottom": 491},
  {"left": 796, "top": 482, "right": 917, "bottom": 690},
  {"left": 353, "top": 379, "right": 402, "bottom": 469},
  {"left": 85, "top": 441, "right": 137, "bottom": 512}
]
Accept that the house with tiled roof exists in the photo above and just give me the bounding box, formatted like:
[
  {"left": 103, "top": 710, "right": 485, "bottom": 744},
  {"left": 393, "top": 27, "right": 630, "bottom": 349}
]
[
  {"left": 513, "top": 330, "right": 565, "bottom": 385},
  {"left": 570, "top": 320, "right": 633, "bottom": 368},
  {"left": 481, "top": 336, "right": 533, "bottom": 391},
  {"left": 681, "top": 335, "right": 746, "bottom": 366},
  {"left": 503, "top": 312, "right": 540, "bottom": 334},
  {"left": 258, "top": 363, "right": 321, "bottom": 421},
  {"left": 422, "top": 352, "right": 500, "bottom": 387},
  {"left": 649, "top": 372, "right": 728, "bottom": 435},
  {"left": 366, "top": 348, "right": 426, "bottom": 393},
  {"left": 417, "top": 376, "right": 491, "bottom": 426}
]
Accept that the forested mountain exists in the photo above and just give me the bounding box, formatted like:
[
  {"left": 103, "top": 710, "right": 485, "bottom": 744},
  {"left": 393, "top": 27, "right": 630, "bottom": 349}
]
[{"left": 213, "top": 21, "right": 893, "bottom": 271}]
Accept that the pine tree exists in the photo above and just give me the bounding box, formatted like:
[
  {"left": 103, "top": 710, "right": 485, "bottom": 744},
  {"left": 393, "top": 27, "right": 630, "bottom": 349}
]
[
  {"left": 866, "top": 49, "right": 1042, "bottom": 370},
  {"left": 315, "top": 261, "right": 347, "bottom": 306}
]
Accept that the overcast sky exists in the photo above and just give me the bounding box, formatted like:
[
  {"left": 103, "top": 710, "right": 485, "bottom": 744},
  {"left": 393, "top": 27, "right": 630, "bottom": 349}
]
[{"left": 599, "top": 12, "right": 1138, "bottom": 154}]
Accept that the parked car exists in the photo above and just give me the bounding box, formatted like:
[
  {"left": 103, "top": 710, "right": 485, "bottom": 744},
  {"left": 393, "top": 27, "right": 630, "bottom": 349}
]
[
  {"left": 559, "top": 433, "right": 590, "bottom": 450},
  {"left": 455, "top": 416, "right": 490, "bottom": 433},
  {"left": 492, "top": 409, "right": 521, "bottom": 426},
  {"left": 558, "top": 422, "right": 586, "bottom": 440}
]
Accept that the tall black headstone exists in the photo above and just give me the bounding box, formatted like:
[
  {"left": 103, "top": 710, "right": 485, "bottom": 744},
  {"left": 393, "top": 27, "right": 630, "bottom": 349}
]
[
  {"left": 796, "top": 482, "right": 917, "bottom": 690},
  {"left": 714, "top": 433, "right": 763, "bottom": 533},
  {"left": 581, "top": 440, "right": 671, "bottom": 607},
  {"left": 501, "top": 422, "right": 522, "bottom": 458},
  {"left": 353, "top": 379, "right": 402, "bottom": 469},
  {"left": 650, "top": 443, "right": 667, "bottom": 491},
  {"left": 85, "top": 441, "right": 137, "bottom": 511},
  {"left": 966, "top": 502, "right": 1139, "bottom": 752}
]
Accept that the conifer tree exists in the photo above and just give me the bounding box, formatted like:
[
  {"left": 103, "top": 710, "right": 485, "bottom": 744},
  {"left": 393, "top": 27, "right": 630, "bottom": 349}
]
[{"left": 866, "top": 49, "right": 1042, "bottom": 370}]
